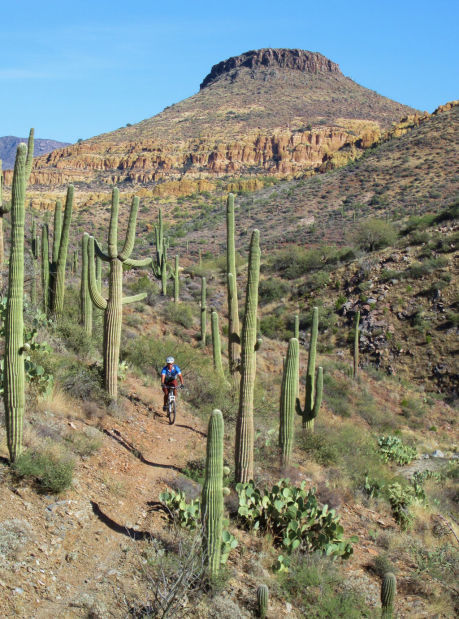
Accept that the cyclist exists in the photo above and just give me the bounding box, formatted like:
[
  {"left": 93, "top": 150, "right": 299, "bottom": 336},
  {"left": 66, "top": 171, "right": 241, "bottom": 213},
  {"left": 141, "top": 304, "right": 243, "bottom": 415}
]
[{"left": 161, "top": 356, "right": 184, "bottom": 411}]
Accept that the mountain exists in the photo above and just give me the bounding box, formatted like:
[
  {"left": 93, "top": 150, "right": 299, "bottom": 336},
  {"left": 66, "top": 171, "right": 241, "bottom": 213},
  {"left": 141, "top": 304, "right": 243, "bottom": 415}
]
[
  {"left": 23, "top": 48, "right": 418, "bottom": 190},
  {"left": 0, "top": 136, "right": 71, "bottom": 170}
]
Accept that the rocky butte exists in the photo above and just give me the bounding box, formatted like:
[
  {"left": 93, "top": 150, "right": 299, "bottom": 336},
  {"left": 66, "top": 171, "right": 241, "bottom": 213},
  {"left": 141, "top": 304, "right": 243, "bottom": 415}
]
[{"left": 15, "top": 48, "right": 419, "bottom": 195}]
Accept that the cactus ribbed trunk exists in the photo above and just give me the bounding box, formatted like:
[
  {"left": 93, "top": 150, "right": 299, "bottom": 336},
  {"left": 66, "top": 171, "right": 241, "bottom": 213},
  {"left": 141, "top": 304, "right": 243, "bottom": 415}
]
[
  {"left": 201, "top": 409, "right": 224, "bottom": 579},
  {"left": 235, "top": 230, "right": 260, "bottom": 483},
  {"left": 173, "top": 254, "right": 179, "bottom": 303},
  {"left": 48, "top": 199, "right": 62, "bottom": 312},
  {"left": 4, "top": 144, "right": 27, "bottom": 462},
  {"left": 227, "top": 193, "right": 240, "bottom": 374},
  {"left": 279, "top": 338, "right": 299, "bottom": 467},
  {"left": 200, "top": 276, "right": 207, "bottom": 347},
  {"left": 41, "top": 224, "right": 49, "bottom": 313},
  {"left": 0, "top": 158, "right": 10, "bottom": 275},
  {"left": 80, "top": 234, "right": 92, "bottom": 335},
  {"left": 296, "top": 307, "right": 323, "bottom": 431},
  {"left": 381, "top": 572, "right": 396, "bottom": 618},
  {"left": 53, "top": 185, "right": 74, "bottom": 317},
  {"left": 104, "top": 259, "right": 123, "bottom": 399},
  {"left": 257, "top": 584, "right": 269, "bottom": 619},
  {"left": 353, "top": 310, "right": 360, "bottom": 379},
  {"left": 211, "top": 311, "right": 224, "bottom": 379}
]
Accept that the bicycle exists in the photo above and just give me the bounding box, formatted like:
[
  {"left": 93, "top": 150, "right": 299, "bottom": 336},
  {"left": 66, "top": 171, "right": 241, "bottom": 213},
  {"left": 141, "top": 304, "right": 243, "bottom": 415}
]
[{"left": 165, "top": 385, "right": 176, "bottom": 425}]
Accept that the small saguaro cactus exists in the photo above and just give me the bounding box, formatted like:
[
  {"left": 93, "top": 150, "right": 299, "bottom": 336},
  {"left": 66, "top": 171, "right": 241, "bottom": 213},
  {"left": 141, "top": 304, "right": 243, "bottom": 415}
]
[
  {"left": 353, "top": 310, "right": 360, "bottom": 379},
  {"left": 25, "top": 128, "right": 35, "bottom": 181},
  {"left": 4, "top": 143, "right": 27, "bottom": 461},
  {"left": 235, "top": 229, "right": 261, "bottom": 483},
  {"left": 211, "top": 310, "right": 224, "bottom": 379},
  {"left": 152, "top": 237, "right": 169, "bottom": 295},
  {"left": 296, "top": 307, "right": 323, "bottom": 432},
  {"left": 381, "top": 572, "right": 396, "bottom": 618},
  {"left": 226, "top": 193, "right": 240, "bottom": 374},
  {"left": 279, "top": 338, "right": 299, "bottom": 467},
  {"left": 256, "top": 584, "right": 269, "bottom": 619},
  {"left": 72, "top": 249, "right": 78, "bottom": 275},
  {"left": 201, "top": 409, "right": 228, "bottom": 579},
  {"left": 200, "top": 276, "right": 207, "bottom": 347},
  {"left": 80, "top": 234, "right": 92, "bottom": 335},
  {"left": 154, "top": 208, "right": 164, "bottom": 265},
  {"left": 86, "top": 188, "right": 152, "bottom": 400},
  {"left": 52, "top": 185, "right": 74, "bottom": 317},
  {"left": 173, "top": 254, "right": 180, "bottom": 303}
]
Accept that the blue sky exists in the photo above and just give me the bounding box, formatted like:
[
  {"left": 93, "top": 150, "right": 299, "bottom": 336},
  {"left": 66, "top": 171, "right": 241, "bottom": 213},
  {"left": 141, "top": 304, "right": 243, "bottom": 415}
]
[{"left": 1, "top": 0, "right": 457, "bottom": 142}]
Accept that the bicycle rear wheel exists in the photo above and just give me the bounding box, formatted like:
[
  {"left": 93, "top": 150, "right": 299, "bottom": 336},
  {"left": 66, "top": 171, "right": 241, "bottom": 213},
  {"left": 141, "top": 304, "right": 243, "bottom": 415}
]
[{"left": 168, "top": 399, "right": 176, "bottom": 425}]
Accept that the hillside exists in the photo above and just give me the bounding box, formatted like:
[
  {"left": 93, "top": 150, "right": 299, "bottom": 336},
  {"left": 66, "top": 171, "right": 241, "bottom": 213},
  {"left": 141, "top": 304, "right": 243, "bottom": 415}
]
[
  {"left": 22, "top": 48, "right": 418, "bottom": 189},
  {"left": 0, "top": 136, "right": 70, "bottom": 170}
]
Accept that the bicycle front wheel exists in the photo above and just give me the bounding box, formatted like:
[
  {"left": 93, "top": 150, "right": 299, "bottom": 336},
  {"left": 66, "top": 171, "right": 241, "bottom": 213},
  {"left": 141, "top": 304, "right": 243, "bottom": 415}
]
[{"left": 168, "top": 399, "right": 176, "bottom": 425}]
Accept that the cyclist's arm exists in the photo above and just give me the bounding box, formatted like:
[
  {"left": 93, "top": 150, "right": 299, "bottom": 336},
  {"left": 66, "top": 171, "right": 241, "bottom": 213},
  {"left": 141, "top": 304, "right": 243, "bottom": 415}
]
[
  {"left": 177, "top": 372, "right": 184, "bottom": 386},
  {"left": 160, "top": 369, "right": 166, "bottom": 385}
]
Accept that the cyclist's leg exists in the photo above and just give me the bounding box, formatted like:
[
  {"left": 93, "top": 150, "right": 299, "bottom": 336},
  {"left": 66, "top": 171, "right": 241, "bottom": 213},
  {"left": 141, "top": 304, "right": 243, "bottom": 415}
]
[{"left": 163, "top": 384, "right": 169, "bottom": 408}]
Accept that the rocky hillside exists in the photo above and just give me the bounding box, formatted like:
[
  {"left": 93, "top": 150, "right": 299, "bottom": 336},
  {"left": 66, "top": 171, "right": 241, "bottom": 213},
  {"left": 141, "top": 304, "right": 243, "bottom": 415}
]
[
  {"left": 24, "top": 48, "right": 417, "bottom": 189},
  {"left": 0, "top": 136, "right": 70, "bottom": 170}
]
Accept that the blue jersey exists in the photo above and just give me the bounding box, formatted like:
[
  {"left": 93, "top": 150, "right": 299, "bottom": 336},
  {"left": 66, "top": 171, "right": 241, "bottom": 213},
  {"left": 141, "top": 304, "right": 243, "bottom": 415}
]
[{"left": 161, "top": 364, "right": 181, "bottom": 381}]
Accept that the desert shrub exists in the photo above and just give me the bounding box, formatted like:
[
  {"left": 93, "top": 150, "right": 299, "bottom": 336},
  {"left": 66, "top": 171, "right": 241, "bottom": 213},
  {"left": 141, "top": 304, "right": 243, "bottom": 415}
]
[
  {"left": 299, "top": 431, "right": 340, "bottom": 466},
  {"left": 127, "top": 273, "right": 157, "bottom": 296},
  {"left": 56, "top": 319, "right": 97, "bottom": 356},
  {"left": 277, "top": 552, "right": 369, "bottom": 617},
  {"left": 259, "top": 313, "right": 288, "bottom": 339},
  {"left": 269, "top": 247, "right": 326, "bottom": 280},
  {"left": 64, "top": 429, "right": 103, "bottom": 457},
  {"left": 13, "top": 448, "right": 74, "bottom": 493},
  {"left": 352, "top": 219, "right": 397, "bottom": 252},
  {"left": 297, "top": 271, "right": 330, "bottom": 294},
  {"left": 161, "top": 301, "right": 195, "bottom": 329},
  {"left": 60, "top": 362, "right": 108, "bottom": 405},
  {"left": 258, "top": 278, "right": 290, "bottom": 306},
  {"left": 323, "top": 372, "right": 351, "bottom": 418},
  {"left": 406, "top": 256, "right": 448, "bottom": 279},
  {"left": 402, "top": 214, "right": 436, "bottom": 234}
]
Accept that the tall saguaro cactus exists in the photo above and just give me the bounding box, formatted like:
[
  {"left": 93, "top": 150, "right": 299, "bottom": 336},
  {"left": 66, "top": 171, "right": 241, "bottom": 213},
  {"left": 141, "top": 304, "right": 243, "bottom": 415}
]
[
  {"left": 353, "top": 310, "right": 360, "bottom": 379},
  {"left": 30, "top": 219, "right": 40, "bottom": 305},
  {"left": 226, "top": 193, "right": 240, "bottom": 374},
  {"left": 86, "top": 188, "right": 151, "bottom": 399},
  {"left": 296, "top": 307, "right": 323, "bottom": 431},
  {"left": 211, "top": 310, "right": 224, "bottom": 379},
  {"left": 80, "top": 234, "right": 92, "bottom": 335},
  {"left": 201, "top": 409, "right": 227, "bottom": 579},
  {"left": 235, "top": 229, "right": 261, "bottom": 483},
  {"left": 279, "top": 338, "right": 299, "bottom": 466},
  {"left": 52, "top": 185, "right": 74, "bottom": 317},
  {"left": 200, "top": 276, "right": 207, "bottom": 347},
  {"left": 3, "top": 144, "right": 27, "bottom": 461},
  {"left": 41, "top": 224, "right": 49, "bottom": 312},
  {"left": 152, "top": 237, "right": 169, "bottom": 296}
]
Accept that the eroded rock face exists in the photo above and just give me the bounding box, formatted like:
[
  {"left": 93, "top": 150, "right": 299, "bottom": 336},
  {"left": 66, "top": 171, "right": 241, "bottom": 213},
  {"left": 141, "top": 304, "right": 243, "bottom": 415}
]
[{"left": 200, "top": 48, "right": 341, "bottom": 89}]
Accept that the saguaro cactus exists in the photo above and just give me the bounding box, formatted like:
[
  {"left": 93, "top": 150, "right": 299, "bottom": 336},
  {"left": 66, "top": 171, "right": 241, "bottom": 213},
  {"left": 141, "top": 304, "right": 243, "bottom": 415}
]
[
  {"left": 256, "top": 584, "right": 269, "bottom": 619},
  {"left": 173, "top": 254, "right": 180, "bottom": 303},
  {"left": 226, "top": 193, "right": 240, "bottom": 374},
  {"left": 3, "top": 144, "right": 27, "bottom": 461},
  {"left": 353, "top": 310, "right": 360, "bottom": 379},
  {"left": 201, "top": 409, "right": 226, "bottom": 579},
  {"left": 152, "top": 237, "right": 169, "bottom": 296},
  {"left": 381, "top": 572, "right": 396, "bottom": 618},
  {"left": 52, "top": 185, "right": 74, "bottom": 317},
  {"left": 25, "top": 128, "right": 35, "bottom": 182},
  {"left": 72, "top": 249, "right": 78, "bottom": 275},
  {"left": 279, "top": 338, "right": 299, "bottom": 467},
  {"left": 80, "top": 234, "right": 92, "bottom": 335},
  {"left": 235, "top": 230, "right": 261, "bottom": 483},
  {"left": 296, "top": 307, "right": 323, "bottom": 431},
  {"left": 41, "top": 224, "right": 49, "bottom": 312},
  {"left": 211, "top": 310, "right": 224, "bottom": 379},
  {"left": 30, "top": 219, "right": 40, "bottom": 305},
  {"left": 154, "top": 208, "right": 164, "bottom": 265},
  {"left": 200, "top": 276, "right": 207, "bottom": 347},
  {"left": 86, "top": 188, "right": 151, "bottom": 399}
]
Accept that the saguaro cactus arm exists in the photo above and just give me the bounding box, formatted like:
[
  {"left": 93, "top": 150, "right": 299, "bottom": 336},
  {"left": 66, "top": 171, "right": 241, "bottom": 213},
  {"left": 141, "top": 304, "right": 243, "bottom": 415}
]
[
  {"left": 87, "top": 235, "right": 108, "bottom": 310},
  {"left": 118, "top": 196, "right": 139, "bottom": 261},
  {"left": 93, "top": 237, "right": 111, "bottom": 262},
  {"left": 122, "top": 293, "right": 147, "bottom": 305},
  {"left": 25, "top": 128, "right": 35, "bottom": 181},
  {"left": 123, "top": 256, "right": 152, "bottom": 268},
  {"left": 52, "top": 200, "right": 62, "bottom": 264},
  {"left": 108, "top": 187, "right": 120, "bottom": 257},
  {"left": 41, "top": 224, "right": 49, "bottom": 312}
]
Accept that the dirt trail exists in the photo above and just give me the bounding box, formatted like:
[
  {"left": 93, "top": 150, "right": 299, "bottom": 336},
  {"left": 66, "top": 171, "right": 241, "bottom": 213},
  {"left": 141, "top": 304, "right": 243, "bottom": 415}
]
[{"left": 0, "top": 377, "right": 207, "bottom": 618}]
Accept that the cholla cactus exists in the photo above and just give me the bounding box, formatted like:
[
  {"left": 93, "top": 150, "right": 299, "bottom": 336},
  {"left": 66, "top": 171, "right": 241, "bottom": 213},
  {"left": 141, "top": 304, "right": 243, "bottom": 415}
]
[
  {"left": 235, "top": 230, "right": 261, "bottom": 483},
  {"left": 3, "top": 144, "right": 27, "bottom": 461},
  {"left": 86, "top": 188, "right": 151, "bottom": 399},
  {"left": 279, "top": 338, "right": 299, "bottom": 466},
  {"left": 257, "top": 584, "right": 269, "bottom": 618},
  {"left": 296, "top": 307, "right": 323, "bottom": 431}
]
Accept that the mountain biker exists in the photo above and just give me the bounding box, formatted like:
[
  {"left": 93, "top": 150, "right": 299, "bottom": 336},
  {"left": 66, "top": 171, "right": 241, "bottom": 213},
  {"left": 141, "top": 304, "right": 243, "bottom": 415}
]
[{"left": 161, "top": 356, "right": 184, "bottom": 411}]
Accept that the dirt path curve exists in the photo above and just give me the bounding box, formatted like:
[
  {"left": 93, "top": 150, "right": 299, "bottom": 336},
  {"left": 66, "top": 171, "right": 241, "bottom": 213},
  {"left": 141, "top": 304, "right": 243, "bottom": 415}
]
[{"left": 0, "top": 376, "right": 207, "bottom": 618}]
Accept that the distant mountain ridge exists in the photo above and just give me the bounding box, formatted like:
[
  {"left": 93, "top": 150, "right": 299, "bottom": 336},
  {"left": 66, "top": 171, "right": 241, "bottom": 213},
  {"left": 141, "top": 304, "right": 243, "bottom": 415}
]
[
  {"left": 19, "top": 48, "right": 418, "bottom": 190},
  {"left": 0, "top": 136, "right": 71, "bottom": 170}
]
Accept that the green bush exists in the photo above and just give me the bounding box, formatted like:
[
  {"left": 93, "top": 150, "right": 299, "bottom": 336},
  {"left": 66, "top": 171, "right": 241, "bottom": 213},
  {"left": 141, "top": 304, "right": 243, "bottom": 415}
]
[
  {"left": 323, "top": 372, "right": 351, "bottom": 418},
  {"left": 56, "top": 319, "right": 97, "bottom": 356},
  {"left": 13, "top": 449, "right": 74, "bottom": 493},
  {"left": 258, "top": 278, "right": 290, "bottom": 306},
  {"left": 161, "top": 301, "right": 195, "bottom": 329},
  {"left": 352, "top": 219, "right": 397, "bottom": 252},
  {"left": 60, "top": 362, "right": 108, "bottom": 405},
  {"left": 299, "top": 431, "right": 339, "bottom": 466},
  {"left": 259, "top": 314, "right": 288, "bottom": 339}
]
